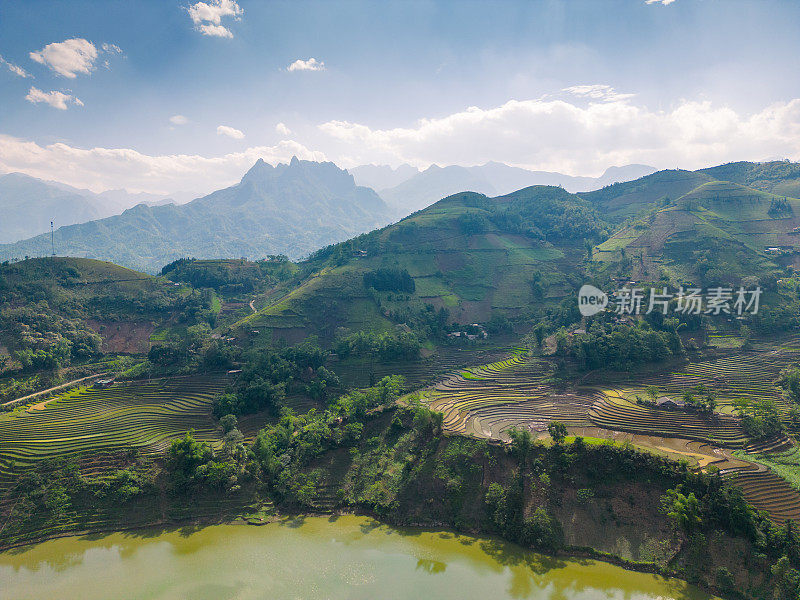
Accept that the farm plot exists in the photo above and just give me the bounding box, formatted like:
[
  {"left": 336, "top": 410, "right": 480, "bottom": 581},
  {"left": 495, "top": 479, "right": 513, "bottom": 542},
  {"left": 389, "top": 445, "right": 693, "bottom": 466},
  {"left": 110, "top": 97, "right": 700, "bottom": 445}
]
[
  {"left": 427, "top": 354, "right": 595, "bottom": 439},
  {"left": 0, "top": 375, "right": 228, "bottom": 486},
  {"left": 588, "top": 388, "right": 748, "bottom": 447},
  {"left": 620, "top": 343, "right": 800, "bottom": 416},
  {"left": 423, "top": 343, "right": 800, "bottom": 523}
]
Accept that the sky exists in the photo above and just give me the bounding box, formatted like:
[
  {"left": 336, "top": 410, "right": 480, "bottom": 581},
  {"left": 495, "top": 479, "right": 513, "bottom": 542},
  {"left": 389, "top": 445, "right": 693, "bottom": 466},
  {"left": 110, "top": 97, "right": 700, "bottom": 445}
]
[{"left": 1, "top": 0, "right": 800, "bottom": 196}]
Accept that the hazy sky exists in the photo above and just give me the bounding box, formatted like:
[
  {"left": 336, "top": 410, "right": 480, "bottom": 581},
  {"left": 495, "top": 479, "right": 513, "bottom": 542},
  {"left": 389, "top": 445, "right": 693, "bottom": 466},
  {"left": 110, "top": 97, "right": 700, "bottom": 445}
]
[{"left": 1, "top": 0, "right": 800, "bottom": 195}]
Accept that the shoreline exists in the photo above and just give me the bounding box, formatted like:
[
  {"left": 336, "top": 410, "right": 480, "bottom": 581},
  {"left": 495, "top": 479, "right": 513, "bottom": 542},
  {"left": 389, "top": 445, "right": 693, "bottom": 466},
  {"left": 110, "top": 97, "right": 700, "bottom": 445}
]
[{"left": 0, "top": 506, "right": 725, "bottom": 599}]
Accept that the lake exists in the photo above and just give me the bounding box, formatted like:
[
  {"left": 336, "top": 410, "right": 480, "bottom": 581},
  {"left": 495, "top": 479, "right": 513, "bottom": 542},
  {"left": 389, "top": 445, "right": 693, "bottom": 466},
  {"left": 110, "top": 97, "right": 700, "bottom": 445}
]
[{"left": 0, "top": 515, "right": 716, "bottom": 600}]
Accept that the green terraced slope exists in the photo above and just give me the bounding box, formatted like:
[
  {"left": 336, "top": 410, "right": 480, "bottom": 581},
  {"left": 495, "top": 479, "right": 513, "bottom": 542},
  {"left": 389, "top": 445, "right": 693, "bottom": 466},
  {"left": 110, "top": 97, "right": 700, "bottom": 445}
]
[
  {"left": 0, "top": 375, "right": 229, "bottom": 485},
  {"left": 235, "top": 186, "right": 605, "bottom": 344}
]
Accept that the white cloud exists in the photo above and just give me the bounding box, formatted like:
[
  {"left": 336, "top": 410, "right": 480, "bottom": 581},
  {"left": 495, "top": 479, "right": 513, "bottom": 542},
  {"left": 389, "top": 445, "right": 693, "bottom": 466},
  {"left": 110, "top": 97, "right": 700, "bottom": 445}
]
[
  {"left": 217, "top": 125, "right": 244, "bottom": 139},
  {"left": 318, "top": 92, "right": 800, "bottom": 176},
  {"left": 562, "top": 84, "right": 634, "bottom": 102},
  {"left": 25, "top": 87, "right": 83, "bottom": 110},
  {"left": 0, "top": 55, "right": 32, "bottom": 78},
  {"left": 197, "top": 23, "right": 234, "bottom": 38},
  {"left": 187, "top": 0, "right": 243, "bottom": 38},
  {"left": 0, "top": 134, "right": 326, "bottom": 194},
  {"left": 287, "top": 58, "right": 325, "bottom": 72},
  {"left": 645, "top": 0, "right": 677, "bottom": 4},
  {"left": 29, "top": 38, "right": 99, "bottom": 78},
  {"left": 276, "top": 122, "right": 292, "bottom": 136},
  {"left": 170, "top": 115, "right": 189, "bottom": 125}
]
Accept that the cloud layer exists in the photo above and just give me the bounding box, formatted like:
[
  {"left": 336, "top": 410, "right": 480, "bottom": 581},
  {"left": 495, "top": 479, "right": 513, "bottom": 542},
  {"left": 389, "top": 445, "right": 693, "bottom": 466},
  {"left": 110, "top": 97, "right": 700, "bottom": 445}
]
[
  {"left": 0, "top": 55, "right": 31, "bottom": 78},
  {"left": 319, "top": 93, "right": 800, "bottom": 175},
  {"left": 217, "top": 125, "right": 244, "bottom": 139},
  {"left": 5, "top": 87, "right": 800, "bottom": 194},
  {"left": 0, "top": 135, "right": 325, "bottom": 194}
]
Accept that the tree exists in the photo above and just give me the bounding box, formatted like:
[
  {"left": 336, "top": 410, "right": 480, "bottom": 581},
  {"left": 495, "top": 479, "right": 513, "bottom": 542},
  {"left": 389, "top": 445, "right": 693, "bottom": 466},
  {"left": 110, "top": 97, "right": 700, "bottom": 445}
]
[
  {"left": 645, "top": 385, "right": 659, "bottom": 402},
  {"left": 661, "top": 488, "right": 702, "bottom": 534},
  {"left": 219, "top": 414, "right": 238, "bottom": 433},
  {"left": 547, "top": 421, "right": 567, "bottom": 445},
  {"left": 167, "top": 431, "right": 213, "bottom": 487},
  {"left": 508, "top": 428, "right": 533, "bottom": 461}
]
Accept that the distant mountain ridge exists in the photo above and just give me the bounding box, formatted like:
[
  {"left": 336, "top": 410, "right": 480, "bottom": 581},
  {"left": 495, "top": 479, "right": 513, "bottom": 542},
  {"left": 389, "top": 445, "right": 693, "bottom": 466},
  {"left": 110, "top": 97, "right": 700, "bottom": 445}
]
[
  {"left": 355, "top": 162, "right": 657, "bottom": 214},
  {"left": 0, "top": 158, "right": 392, "bottom": 273},
  {"left": 0, "top": 172, "right": 178, "bottom": 244}
]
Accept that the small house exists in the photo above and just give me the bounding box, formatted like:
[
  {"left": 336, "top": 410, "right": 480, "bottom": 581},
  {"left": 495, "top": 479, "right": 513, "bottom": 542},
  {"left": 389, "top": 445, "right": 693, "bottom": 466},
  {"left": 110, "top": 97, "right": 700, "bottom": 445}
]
[
  {"left": 656, "top": 396, "right": 684, "bottom": 409},
  {"left": 94, "top": 378, "right": 115, "bottom": 389}
]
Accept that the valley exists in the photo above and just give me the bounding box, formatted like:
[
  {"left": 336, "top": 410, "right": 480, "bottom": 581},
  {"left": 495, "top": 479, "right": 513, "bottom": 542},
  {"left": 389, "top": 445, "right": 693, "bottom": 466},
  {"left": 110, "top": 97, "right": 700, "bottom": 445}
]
[{"left": 3, "top": 160, "right": 800, "bottom": 599}]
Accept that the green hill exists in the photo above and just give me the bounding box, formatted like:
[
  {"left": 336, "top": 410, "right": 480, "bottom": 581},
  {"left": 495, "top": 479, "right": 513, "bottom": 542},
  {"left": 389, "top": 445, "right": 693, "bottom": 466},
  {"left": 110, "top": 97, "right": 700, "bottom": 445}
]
[
  {"left": 700, "top": 160, "right": 800, "bottom": 199},
  {"left": 233, "top": 163, "right": 800, "bottom": 346},
  {"left": 592, "top": 179, "right": 800, "bottom": 285},
  {"left": 579, "top": 169, "right": 714, "bottom": 221},
  {"left": 234, "top": 186, "right": 608, "bottom": 345},
  {"left": 0, "top": 257, "right": 207, "bottom": 374}
]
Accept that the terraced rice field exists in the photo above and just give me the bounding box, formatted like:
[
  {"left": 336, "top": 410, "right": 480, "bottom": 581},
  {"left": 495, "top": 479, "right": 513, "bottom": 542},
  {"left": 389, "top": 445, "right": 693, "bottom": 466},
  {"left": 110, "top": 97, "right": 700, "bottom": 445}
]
[
  {"left": 336, "top": 346, "right": 511, "bottom": 389},
  {"left": 0, "top": 375, "right": 228, "bottom": 486},
  {"left": 427, "top": 354, "right": 595, "bottom": 439},
  {"left": 599, "top": 336, "right": 800, "bottom": 416},
  {"left": 588, "top": 389, "right": 747, "bottom": 446},
  {"left": 423, "top": 341, "right": 800, "bottom": 523}
]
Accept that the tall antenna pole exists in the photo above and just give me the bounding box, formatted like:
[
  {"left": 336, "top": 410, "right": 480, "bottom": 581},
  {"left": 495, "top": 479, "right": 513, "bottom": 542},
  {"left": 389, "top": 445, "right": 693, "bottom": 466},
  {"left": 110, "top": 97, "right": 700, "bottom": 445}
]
[{"left": 51, "top": 221, "right": 55, "bottom": 257}]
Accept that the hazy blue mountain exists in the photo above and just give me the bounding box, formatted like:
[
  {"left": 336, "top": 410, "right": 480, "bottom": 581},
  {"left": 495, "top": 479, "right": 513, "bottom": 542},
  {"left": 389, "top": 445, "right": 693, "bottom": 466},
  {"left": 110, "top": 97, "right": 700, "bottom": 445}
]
[
  {"left": 0, "top": 158, "right": 392, "bottom": 273},
  {"left": 377, "top": 162, "right": 657, "bottom": 214},
  {"left": 0, "top": 173, "right": 181, "bottom": 244},
  {"left": 0, "top": 173, "right": 110, "bottom": 244},
  {"left": 348, "top": 164, "right": 419, "bottom": 191},
  {"left": 592, "top": 164, "right": 659, "bottom": 189},
  {"left": 379, "top": 165, "right": 499, "bottom": 214}
]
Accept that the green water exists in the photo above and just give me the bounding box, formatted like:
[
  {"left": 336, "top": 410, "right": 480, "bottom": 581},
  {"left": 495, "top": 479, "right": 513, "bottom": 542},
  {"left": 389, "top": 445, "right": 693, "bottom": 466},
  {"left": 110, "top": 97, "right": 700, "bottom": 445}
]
[{"left": 0, "top": 515, "right": 715, "bottom": 600}]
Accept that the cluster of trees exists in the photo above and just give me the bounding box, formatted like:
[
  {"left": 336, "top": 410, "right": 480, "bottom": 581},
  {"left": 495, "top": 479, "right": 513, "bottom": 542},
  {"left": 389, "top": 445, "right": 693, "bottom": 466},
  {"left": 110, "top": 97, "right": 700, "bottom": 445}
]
[
  {"left": 658, "top": 476, "right": 800, "bottom": 595},
  {"left": 161, "top": 257, "right": 296, "bottom": 297},
  {"left": 780, "top": 366, "right": 800, "bottom": 405},
  {"left": 335, "top": 330, "right": 421, "bottom": 362},
  {"left": 363, "top": 268, "right": 415, "bottom": 293},
  {"left": 484, "top": 477, "right": 563, "bottom": 552},
  {"left": 166, "top": 423, "right": 249, "bottom": 493},
  {"left": 376, "top": 303, "right": 450, "bottom": 341},
  {"left": 1, "top": 306, "right": 102, "bottom": 371},
  {"left": 680, "top": 385, "right": 718, "bottom": 413},
  {"left": 486, "top": 187, "right": 609, "bottom": 243},
  {"left": 146, "top": 323, "right": 237, "bottom": 373},
  {"left": 250, "top": 375, "right": 409, "bottom": 498},
  {"left": 733, "top": 397, "right": 784, "bottom": 439},
  {"left": 640, "top": 385, "right": 718, "bottom": 414},
  {"left": 556, "top": 320, "right": 683, "bottom": 371},
  {"left": 768, "top": 197, "right": 793, "bottom": 217},
  {"left": 212, "top": 342, "right": 338, "bottom": 417}
]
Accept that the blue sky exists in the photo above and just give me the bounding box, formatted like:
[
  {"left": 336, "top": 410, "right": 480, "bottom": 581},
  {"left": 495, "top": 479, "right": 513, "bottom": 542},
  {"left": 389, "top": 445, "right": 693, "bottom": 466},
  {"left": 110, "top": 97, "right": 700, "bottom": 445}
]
[{"left": 1, "top": 0, "right": 800, "bottom": 194}]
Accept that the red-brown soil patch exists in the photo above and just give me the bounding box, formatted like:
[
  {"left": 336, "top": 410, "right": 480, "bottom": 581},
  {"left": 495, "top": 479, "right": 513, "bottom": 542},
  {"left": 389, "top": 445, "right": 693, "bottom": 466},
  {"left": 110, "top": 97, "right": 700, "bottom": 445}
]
[{"left": 86, "top": 320, "right": 155, "bottom": 354}]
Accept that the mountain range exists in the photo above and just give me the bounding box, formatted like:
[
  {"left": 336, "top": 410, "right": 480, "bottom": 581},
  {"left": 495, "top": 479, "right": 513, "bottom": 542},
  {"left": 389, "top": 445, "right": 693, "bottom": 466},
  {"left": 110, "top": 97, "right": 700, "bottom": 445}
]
[
  {"left": 351, "top": 162, "right": 657, "bottom": 213},
  {"left": 236, "top": 159, "right": 800, "bottom": 344},
  {"left": 0, "top": 172, "right": 179, "bottom": 244},
  {"left": 0, "top": 158, "right": 391, "bottom": 273}
]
